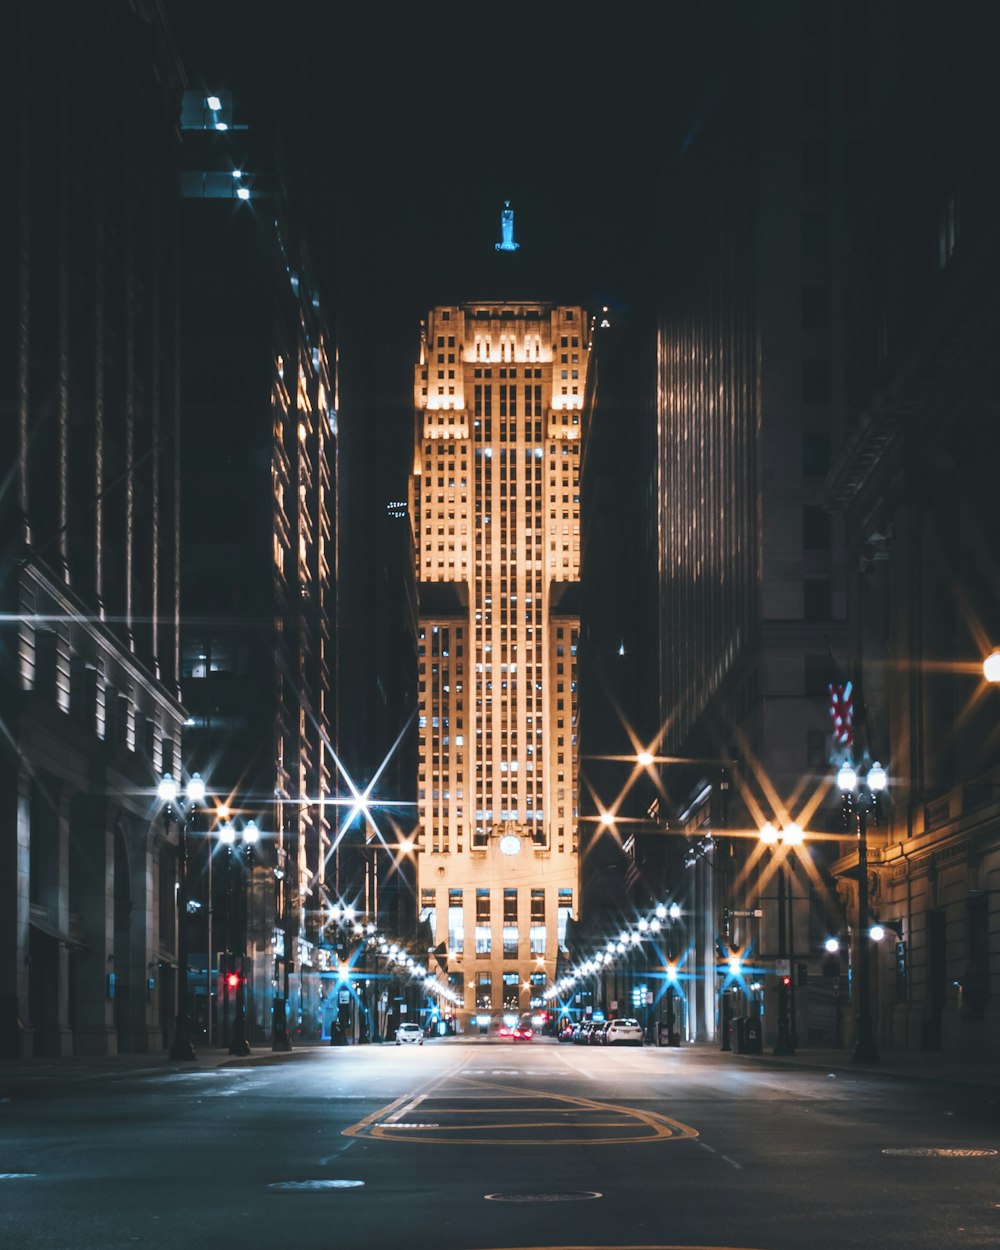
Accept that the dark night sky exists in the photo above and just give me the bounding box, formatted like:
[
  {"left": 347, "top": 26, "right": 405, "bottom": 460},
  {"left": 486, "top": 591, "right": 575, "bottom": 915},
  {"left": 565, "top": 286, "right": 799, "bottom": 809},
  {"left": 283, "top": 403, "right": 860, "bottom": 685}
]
[{"left": 171, "top": 2, "right": 755, "bottom": 498}]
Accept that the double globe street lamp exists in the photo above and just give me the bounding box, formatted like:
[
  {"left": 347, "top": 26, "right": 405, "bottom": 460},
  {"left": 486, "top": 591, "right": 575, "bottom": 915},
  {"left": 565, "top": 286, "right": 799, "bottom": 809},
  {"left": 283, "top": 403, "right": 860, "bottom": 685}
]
[
  {"left": 836, "top": 759, "right": 888, "bottom": 1064},
  {"left": 158, "top": 772, "right": 207, "bottom": 1061},
  {"left": 759, "top": 821, "right": 803, "bottom": 1056},
  {"left": 219, "top": 818, "right": 260, "bottom": 1056}
]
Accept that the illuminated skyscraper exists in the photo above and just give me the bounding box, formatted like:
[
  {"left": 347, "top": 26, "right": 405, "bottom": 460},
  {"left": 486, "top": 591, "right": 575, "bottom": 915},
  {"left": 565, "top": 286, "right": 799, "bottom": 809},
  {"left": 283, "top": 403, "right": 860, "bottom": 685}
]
[{"left": 409, "top": 302, "right": 590, "bottom": 1028}]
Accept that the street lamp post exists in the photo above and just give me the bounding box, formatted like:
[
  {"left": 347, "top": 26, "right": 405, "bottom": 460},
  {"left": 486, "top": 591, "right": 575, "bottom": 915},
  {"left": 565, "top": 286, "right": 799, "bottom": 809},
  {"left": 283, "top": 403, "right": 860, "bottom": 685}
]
[
  {"left": 220, "top": 819, "right": 258, "bottom": 1056},
  {"left": 272, "top": 848, "right": 291, "bottom": 1052},
  {"left": 158, "top": 772, "right": 207, "bottom": 1061},
  {"left": 837, "top": 760, "right": 887, "bottom": 1065},
  {"left": 759, "top": 821, "right": 802, "bottom": 1056}
]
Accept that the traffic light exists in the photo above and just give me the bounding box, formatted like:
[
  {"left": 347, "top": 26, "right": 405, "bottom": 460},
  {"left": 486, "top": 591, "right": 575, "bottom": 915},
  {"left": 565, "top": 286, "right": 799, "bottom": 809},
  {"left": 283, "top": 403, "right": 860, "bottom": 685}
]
[
  {"left": 225, "top": 971, "right": 240, "bottom": 991},
  {"left": 780, "top": 974, "right": 792, "bottom": 989}
]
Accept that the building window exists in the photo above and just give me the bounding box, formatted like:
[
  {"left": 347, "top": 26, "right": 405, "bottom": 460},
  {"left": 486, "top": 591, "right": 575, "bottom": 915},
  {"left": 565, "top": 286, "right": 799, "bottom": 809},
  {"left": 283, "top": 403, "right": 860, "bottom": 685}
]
[
  {"left": 448, "top": 891, "right": 464, "bottom": 954},
  {"left": 475, "top": 925, "right": 492, "bottom": 956},
  {"left": 803, "top": 577, "right": 832, "bottom": 620},
  {"left": 802, "top": 431, "right": 830, "bottom": 477},
  {"left": 502, "top": 971, "right": 520, "bottom": 1010},
  {"left": 802, "top": 358, "right": 831, "bottom": 404},
  {"left": 530, "top": 888, "right": 545, "bottom": 922},
  {"left": 529, "top": 925, "right": 546, "bottom": 956},
  {"left": 475, "top": 888, "right": 491, "bottom": 922},
  {"left": 502, "top": 925, "right": 518, "bottom": 958},
  {"left": 476, "top": 972, "right": 492, "bottom": 1009},
  {"left": 803, "top": 505, "right": 831, "bottom": 551}
]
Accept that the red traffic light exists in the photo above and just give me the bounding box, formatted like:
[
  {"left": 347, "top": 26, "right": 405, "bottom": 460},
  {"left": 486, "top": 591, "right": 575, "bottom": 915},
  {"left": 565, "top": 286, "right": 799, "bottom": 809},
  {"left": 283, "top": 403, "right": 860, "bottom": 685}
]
[
  {"left": 780, "top": 975, "right": 792, "bottom": 987},
  {"left": 225, "top": 972, "right": 240, "bottom": 990}
]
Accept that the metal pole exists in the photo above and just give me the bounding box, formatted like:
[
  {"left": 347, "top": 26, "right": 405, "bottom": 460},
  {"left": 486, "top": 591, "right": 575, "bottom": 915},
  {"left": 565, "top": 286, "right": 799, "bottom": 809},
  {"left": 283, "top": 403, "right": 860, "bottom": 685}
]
[
  {"left": 773, "top": 861, "right": 794, "bottom": 1055},
  {"left": 169, "top": 810, "right": 196, "bottom": 1060},
  {"left": 851, "top": 805, "right": 880, "bottom": 1063},
  {"left": 229, "top": 843, "right": 250, "bottom": 1056},
  {"left": 272, "top": 846, "right": 291, "bottom": 1051}
]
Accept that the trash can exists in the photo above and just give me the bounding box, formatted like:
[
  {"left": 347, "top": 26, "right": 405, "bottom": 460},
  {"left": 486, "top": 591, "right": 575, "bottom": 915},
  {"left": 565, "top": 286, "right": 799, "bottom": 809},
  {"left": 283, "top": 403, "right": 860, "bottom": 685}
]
[
  {"left": 730, "top": 1015, "right": 746, "bottom": 1053},
  {"left": 743, "top": 1015, "right": 763, "bottom": 1054}
]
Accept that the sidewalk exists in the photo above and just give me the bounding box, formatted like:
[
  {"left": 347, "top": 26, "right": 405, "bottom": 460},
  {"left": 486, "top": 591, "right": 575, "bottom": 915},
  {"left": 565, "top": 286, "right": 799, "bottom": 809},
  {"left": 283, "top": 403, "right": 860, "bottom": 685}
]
[
  {"left": 0, "top": 1042, "right": 323, "bottom": 1094},
  {"left": 711, "top": 1042, "right": 1000, "bottom": 1092}
]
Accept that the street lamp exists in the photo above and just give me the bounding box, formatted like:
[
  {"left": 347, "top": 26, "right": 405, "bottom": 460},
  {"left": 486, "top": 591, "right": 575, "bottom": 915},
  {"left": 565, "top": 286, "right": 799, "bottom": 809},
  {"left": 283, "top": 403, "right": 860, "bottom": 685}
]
[
  {"left": 158, "top": 772, "right": 207, "bottom": 1061},
  {"left": 272, "top": 846, "right": 291, "bottom": 1052},
  {"left": 837, "top": 760, "right": 887, "bottom": 1064},
  {"left": 758, "top": 821, "right": 802, "bottom": 1056},
  {"left": 983, "top": 649, "right": 1000, "bottom": 683},
  {"left": 219, "top": 819, "right": 259, "bottom": 1056}
]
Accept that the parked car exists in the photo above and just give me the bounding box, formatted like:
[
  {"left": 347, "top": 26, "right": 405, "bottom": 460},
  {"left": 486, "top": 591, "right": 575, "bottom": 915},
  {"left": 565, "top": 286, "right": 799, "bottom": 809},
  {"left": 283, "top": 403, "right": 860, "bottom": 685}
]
[
  {"left": 590, "top": 1020, "right": 612, "bottom": 1045},
  {"left": 395, "top": 1021, "right": 423, "bottom": 1045},
  {"left": 574, "top": 1021, "right": 596, "bottom": 1045},
  {"left": 557, "top": 1021, "right": 577, "bottom": 1043},
  {"left": 605, "top": 1017, "right": 644, "bottom": 1046}
]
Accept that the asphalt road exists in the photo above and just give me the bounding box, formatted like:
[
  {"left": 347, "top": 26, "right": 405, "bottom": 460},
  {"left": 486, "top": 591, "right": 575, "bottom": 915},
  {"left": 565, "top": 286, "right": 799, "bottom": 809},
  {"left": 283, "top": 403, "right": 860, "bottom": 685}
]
[{"left": 2, "top": 1037, "right": 999, "bottom": 1250}]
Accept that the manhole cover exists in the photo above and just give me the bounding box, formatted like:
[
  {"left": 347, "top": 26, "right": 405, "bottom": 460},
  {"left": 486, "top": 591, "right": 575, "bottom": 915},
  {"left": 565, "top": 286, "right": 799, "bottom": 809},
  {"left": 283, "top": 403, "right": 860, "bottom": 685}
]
[
  {"left": 268, "top": 1179, "right": 365, "bottom": 1192},
  {"left": 484, "top": 1190, "right": 602, "bottom": 1203},
  {"left": 882, "top": 1148, "right": 997, "bottom": 1158}
]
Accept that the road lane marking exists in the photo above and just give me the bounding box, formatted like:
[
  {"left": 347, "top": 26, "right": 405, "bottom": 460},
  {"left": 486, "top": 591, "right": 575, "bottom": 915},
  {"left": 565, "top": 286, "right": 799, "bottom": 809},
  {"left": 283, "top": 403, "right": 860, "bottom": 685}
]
[
  {"left": 882, "top": 1147, "right": 998, "bottom": 1157},
  {"left": 268, "top": 1179, "right": 364, "bottom": 1192},
  {"left": 485, "top": 1190, "right": 602, "bottom": 1203},
  {"left": 0, "top": 1173, "right": 37, "bottom": 1180},
  {"left": 343, "top": 1072, "right": 699, "bottom": 1147},
  {"left": 385, "top": 1094, "right": 425, "bottom": 1124}
]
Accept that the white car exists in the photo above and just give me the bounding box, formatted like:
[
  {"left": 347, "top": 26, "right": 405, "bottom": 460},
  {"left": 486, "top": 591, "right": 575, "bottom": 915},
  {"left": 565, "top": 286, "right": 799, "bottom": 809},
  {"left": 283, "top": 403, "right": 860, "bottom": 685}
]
[
  {"left": 604, "top": 1018, "right": 643, "bottom": 1046},
  {"left": 395, "top": 1022, "right": 423, "bottom": 1045}
]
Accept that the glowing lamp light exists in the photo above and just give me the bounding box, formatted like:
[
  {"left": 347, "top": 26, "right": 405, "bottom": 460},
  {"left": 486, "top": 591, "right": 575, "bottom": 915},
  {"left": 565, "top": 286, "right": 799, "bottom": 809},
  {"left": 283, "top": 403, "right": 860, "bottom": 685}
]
[
  {"left": 206, "top": 95, "right": 222, "bottom": 111},
  {"left": 837, "top": 762, "right": 858, "bottom": 793},
  {"left": 783, "top": 823, "right": 804, "bottom": 847},
  {"left": 158, "top": 775, "right": 178, "bottom": 804},
  {"left": 759, "top": 822, "right": 779, "bottom": 845},
  {"left": 186, "top": 774, "right": 206, "bottom": 805},
  {"left": 236, "top": 186, "right": 250, "bottom": 201},
  {"left": 669, "top": 903, "right": 682, "bottom": 921},
  {"left": 984, "top": 649, "right": 1000, "bottom": 683},
  {"left": 649, "top": 918, "right": 661, "bottom": 933},
  {"left": 637, "top": 918, "right": 649, "bottom": 933},
  {"left": 869, "top": 924, "right": 886, "bottom": 942},
  {"left": 868, "top": 762, "right": 888, "bottom": 793},
  {"left": 243, "top": 820, "right": 259, "bottom": 844},
  {"left": 666, "top": 964, "right": 678, "bottom": 983},
  {"left": 219, "top": 823, "right": 236, "bottom": 845},
  {"left": 728, "top": 954, "right": 742, "bottom": 974},
  {"left": 825, "top": 937, "right": 841, "bottom": 954},
  {"left": 637, "top": 751, "right": 654, "bottom": 767},
  {"left": 655, "top": 904, "right": 668, "bottom": 920}
]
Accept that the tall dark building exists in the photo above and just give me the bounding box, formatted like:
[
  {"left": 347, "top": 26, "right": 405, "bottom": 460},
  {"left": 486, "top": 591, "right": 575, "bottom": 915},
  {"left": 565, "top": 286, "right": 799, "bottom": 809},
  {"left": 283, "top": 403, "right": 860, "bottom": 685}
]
[
  {"left": 1, "top": 1, "right": 186, "bottom": 1057},
  {"left": 177, "top": 72, "right": 339, "bottom": 1044},
  {"left": 651, "top": 4, "right": 866, "bottom": 1045},
  {"left": 825, "top": 0, "right": 1000, "bottom": 1057}
]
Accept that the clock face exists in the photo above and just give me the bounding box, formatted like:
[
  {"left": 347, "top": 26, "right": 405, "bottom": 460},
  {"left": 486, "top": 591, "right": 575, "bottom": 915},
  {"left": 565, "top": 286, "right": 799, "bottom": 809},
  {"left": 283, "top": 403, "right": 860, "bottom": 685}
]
[{"left": 498, "top": 833, "right": 521, "bottom": 856}]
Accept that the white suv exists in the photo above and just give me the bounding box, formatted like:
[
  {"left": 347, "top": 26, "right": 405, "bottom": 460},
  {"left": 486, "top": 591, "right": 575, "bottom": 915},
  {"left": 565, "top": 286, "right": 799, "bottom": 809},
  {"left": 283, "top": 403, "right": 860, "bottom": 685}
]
[
  {"left": 395, "top": 1022, "right": 423, "bottom": 1045},
  {"left": 605, "top": 1018, "right": 643, "bottom": 1046}
]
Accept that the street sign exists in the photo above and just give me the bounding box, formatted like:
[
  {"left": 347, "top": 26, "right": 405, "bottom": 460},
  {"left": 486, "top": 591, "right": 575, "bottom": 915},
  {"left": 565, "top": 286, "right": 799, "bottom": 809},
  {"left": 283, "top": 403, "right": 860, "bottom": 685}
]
[
  {"left": 645, "top": 991, "right": 653, "bottom": 1005},
  {"left": 338, "top": 990, "right": 350, "bottom": 1004},
  {"left": 399, "top": 1003, "right": 408, "bottom": 1013},
  {"left": 775, "top": 959, "right": 791, "bottom": 976},
  {"left": 611, "top": 1001, "right": 618, "bottom": 1011},
  {"left": 731, "top": 909, "right": 763, "bottom": 917}
]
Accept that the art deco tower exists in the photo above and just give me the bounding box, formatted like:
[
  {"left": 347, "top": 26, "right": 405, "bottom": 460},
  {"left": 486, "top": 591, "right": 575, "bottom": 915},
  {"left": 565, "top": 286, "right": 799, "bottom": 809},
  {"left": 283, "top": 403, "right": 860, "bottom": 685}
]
[{"left": 410, "top": 301, "right": 590, "bottom": 1028}]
